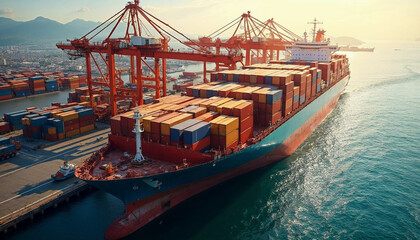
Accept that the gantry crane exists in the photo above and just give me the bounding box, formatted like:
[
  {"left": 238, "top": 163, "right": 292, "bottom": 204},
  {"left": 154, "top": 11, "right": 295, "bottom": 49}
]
[
  {"left": 185, "top": 12, "right": 301, "bottom": 68},
  {"left": 57, "top": 0, "right": 242, "bottom": 116}
]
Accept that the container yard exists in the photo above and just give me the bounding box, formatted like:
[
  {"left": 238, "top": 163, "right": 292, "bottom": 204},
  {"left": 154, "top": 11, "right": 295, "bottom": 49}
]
[{"left": 0, "top": 71, "right": 87, "bottom": 101}]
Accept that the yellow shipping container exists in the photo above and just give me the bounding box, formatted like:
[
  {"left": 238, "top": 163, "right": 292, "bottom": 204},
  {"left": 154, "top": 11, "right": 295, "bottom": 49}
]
[
  {"left": 160, "top": 113, "right": 193, "bottom": 136},
  {"left": 142, "top": 116, "right": 156, "bottom": 133},
  {"left": 218, "top": 116, "right": 239, "bottom": 136},
  {"left": 221, "top": 129, "right": 239, "bottom": 146},
  {"left": 80, "top": 124, "right": 94, "bottom": 133},
  {"left": 65, "top": 129, "right": 80, "bottom": 138},
  {"left": 209, "top": 115, "right": 227, "bottom": 135},
  {"left": 47, "top": 127, "right": 57, "bottom": 135}
]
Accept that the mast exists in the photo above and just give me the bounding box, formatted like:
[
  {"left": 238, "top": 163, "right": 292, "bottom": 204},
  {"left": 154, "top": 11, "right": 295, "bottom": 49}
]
[
  {"left": 132, "top": 107, "right": 145, "bottom": 164},
  {"left": 308, "top": 18, "right": 322, "bottom": 42}
]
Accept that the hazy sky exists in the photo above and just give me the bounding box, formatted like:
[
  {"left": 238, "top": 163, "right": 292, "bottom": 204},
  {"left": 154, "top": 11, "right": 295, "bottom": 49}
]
[{"left": 0, "top": 0, "right": 419, "bottom": 41}]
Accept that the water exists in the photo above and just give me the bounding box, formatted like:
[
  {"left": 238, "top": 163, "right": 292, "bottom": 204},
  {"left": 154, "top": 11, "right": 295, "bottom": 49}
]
[{"left": 4, "top": 41, "right": 420, "bottom": 239}]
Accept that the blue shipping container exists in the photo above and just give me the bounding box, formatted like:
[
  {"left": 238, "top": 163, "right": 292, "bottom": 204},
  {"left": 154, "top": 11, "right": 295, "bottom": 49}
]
[
  {"left": 170, "top": 119, "right": 201, "bottom": 143},
  {"left": 183, "top": 121, "right": 210, "bottom": 145}
]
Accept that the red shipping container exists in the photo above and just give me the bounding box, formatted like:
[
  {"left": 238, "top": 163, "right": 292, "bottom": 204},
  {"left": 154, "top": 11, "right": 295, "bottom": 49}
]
[
  {"left": 143, "top": 132, "right": 151, "bottom": 141},
  {"left": 151, "top": 133, "right": 160, "bottom": 142},
  {"left": 45, "top": 133, "right": 58, "bottom": 141},
  {"left": 240, "top": 115, "right": 253, "bottom": 132},
  {"left": 257, "top": 76, "right": 264, "bottom": 84},
  {"left": 64, "top": 119, "right": 79, "bottom": 127},
  {"left": 266, "top": 112, "right": 282, "bottom": 125},
  {"left": 306, "top": 88, "right": 311, "bottom": 100},
  {"left": 240, "top": 126, "right": 253, "bottom": 143},
  {"left": 210, "top": 135, "right": 219, "bottom": 148},
  {"left": 185, "top": 136, "right": 210, "bottom": 152},
  {"left": 110, "top": 116, "right": 122, "bottom": 135},
  {"left": 65, "top": 123, "right": 79, "bottom": 132},
  {"left": 233, "top": 102, "right": 253, "bottom": 120},
  {"left": 280, "top": 81, "right": 294, "bottom": 94},
  {"left": 257, "top": 113, "right": 265, "bottom": 126},
  {"left": 217, "top": 73, "right": 223, "bottom": 80},
  {"left": 0, "top": 122, "right": 11, "bottom": 133},
  {"left": 31, "top": 126, "right": 42, "bottom": 133},
  {"left": 210, "top": 73, "right": 217, "bottom": 81},
  {"left": 266, "top": 100, "right": 282, "bottom": 113},
  {"left": 161, "top": 135, "right": 171, "bottom": 145},
  {"left": 258, "top": 103, "right": 266, "bottom": 115},
  {"left": 283, "top": 90, "right": 293, "bottom": 102}
]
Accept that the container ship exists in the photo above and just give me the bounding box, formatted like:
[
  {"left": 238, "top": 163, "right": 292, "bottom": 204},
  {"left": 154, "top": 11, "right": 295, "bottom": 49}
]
[{"left": 76, "top": 29, "right": 350, "bottom": 240}]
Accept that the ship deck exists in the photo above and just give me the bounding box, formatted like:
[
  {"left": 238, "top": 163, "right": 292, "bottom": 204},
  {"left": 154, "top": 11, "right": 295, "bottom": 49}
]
[{"left": 90, "top": 150, "right": 182, "bottom": 179}]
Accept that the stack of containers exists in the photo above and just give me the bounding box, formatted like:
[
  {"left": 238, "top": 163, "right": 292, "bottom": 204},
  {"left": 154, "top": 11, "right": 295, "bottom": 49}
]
[
  {"left": 160, "top": 113, "right": 193, "bottom": 144},
  {"left": 265, "top": 89, "right": 283, "bottom": 125},
  {"left": 69, "top": 76, "right": 80, "bottom": 89},
  {"left": 28, "top": 76, "right": 45, "bottom": 94},
  {"left": 45, "top": 78, "right": 58, "bottom": 92},
  {"left": 56, "top": 111, "right": 80, "bottom": 138},
  {"left": 292, "top": 72, "right": 307, "bottom": 105},
  {"left": 252, "top": 88, "right": 270, "bottom": 125},
  {"left": 77, "top": 108, "right": 95, "bottom": 133},
  {"left": 53, "top": 119, "right": 65, "bottom": 140},
  {"left": 183, "top": 121, "right": 211, "bottom": 152},
  {"left": 170, "top": 119, "right": 201, "bottom": 146},
  {"left": 110, "top": 115, "right": 122, "bottom": 136},
  {"left": 232, "top": 101, "right": 254, "bottom": 143},
  {"left": 43, "top": 118, "right": 58, "bottom": 141},
  {"left": 150, "top": 112, "right": 180, "bottom": 143},
  {"left": 0, "top": 83, "right": 13, "bottom": 100},
  {"left": 209, "top": 115, "right": 239, "bottom": 150},
  {"left": 10, "top": 80, "right": 30, "bottom": 97},
  {"left": 318, "top": 63, "right": 331, "bottom": 86},
  {"left": 218, "top": 116, "right": 239, "bottom": 150},
  {"left": 4, "top": 110, "right": 27, "bottom": 130},
  {"left": 28, "top": 116, "right": 47, "bottom": 139},
  {"left": 292, "top": 87, "right": 300, "bottom": 110},
  {"left": 280, "top": 81, "right": 294, "bottom": 117}
]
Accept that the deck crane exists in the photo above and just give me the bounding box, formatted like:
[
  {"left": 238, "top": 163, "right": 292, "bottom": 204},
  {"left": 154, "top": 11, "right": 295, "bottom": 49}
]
[
  {"left": 185, "top": 12, "right": 301, "bottom": 68},
  {"left": 57, "top": 0, "right": 242, "bottom": 116}
]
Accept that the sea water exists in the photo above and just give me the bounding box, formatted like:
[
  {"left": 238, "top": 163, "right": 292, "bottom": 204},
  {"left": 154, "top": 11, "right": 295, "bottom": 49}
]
[{"left": 6, "top": 41, "right": 420, "bottom": 239}]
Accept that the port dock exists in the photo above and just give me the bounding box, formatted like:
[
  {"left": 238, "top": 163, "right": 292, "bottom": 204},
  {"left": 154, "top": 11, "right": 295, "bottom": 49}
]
[{"left": 0, "top": 126, "right": 110, "bottom": 234}]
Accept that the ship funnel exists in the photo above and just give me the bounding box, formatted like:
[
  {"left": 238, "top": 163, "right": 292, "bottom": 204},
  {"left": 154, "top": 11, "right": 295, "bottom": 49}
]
[{"left": 132, "top": 108, "right": 145, "bottom": 164}]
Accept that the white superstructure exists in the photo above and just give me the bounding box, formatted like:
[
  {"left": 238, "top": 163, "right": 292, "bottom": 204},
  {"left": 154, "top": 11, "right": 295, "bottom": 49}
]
[{"left": 285, "top": 19, "right": 338, "bottom": 62}]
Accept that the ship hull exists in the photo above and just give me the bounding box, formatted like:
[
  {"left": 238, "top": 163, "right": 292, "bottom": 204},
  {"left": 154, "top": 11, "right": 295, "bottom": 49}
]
[{"left": 86, "top": 75, "right": 349, "bottom": 240}]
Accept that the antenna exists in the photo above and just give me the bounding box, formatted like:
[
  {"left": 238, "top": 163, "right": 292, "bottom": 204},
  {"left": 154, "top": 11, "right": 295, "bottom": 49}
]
[{"left": 307, "top": 18, "right": 323, "bottom": 42}]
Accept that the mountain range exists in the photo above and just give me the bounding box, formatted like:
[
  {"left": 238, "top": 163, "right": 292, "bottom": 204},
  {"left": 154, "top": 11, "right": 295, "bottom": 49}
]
[{"left": 0, "top": 17, "right": 101, "bottom": 45}]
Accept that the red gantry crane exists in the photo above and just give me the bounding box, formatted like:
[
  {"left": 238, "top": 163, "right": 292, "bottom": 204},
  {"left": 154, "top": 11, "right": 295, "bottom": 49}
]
[
  {"left": 185, "top": 12, "right": 302, "bottom": 68},
  {"left": 57, "top": 0, "right": 242, "bottom": 116}
]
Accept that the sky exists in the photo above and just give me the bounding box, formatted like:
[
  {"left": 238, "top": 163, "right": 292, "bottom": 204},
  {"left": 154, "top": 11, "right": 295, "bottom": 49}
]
[{"left": 0, "top": 0, "right": 419, "bottom": 41}]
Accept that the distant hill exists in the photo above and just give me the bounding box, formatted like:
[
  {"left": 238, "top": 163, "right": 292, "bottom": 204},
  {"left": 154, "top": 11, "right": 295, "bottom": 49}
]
[
  {"left": 0, "top": 17, "right": 104, "bottom": 45},
  {"left": 330, "top": 36, "right": 365, "bottom": 46}
]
